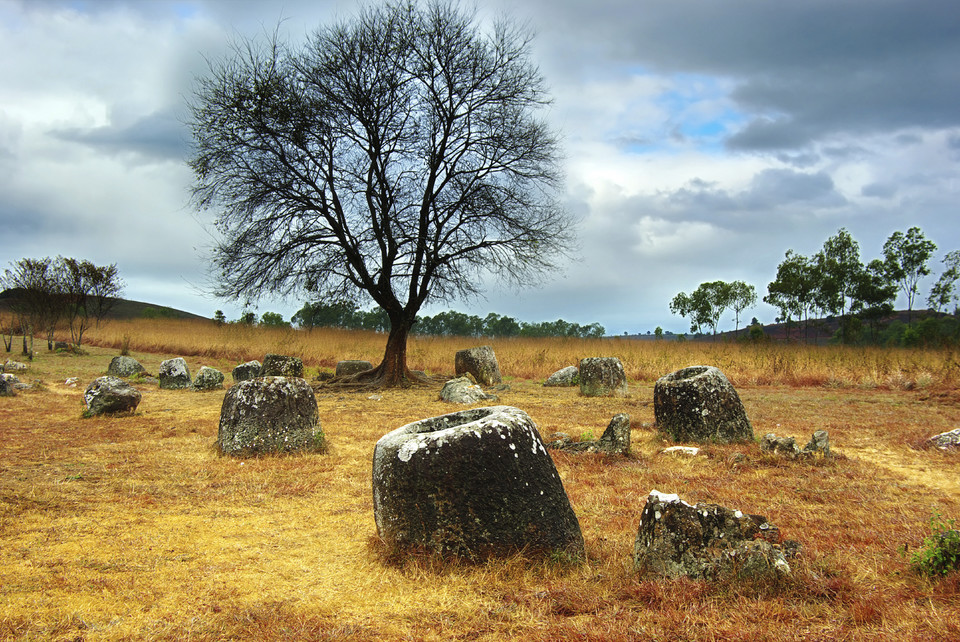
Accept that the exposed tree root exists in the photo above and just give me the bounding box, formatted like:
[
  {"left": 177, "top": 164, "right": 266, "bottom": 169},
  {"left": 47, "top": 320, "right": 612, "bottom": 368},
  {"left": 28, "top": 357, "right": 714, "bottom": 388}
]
[{"left": 313, "top": 365, "right": 441, "bottom": 392}]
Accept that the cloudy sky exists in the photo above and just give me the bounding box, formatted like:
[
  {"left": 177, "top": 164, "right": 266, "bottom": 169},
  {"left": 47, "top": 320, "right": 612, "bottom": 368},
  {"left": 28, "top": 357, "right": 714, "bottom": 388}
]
[{"left": 2, "top": 0, "right": 958, "bottom": 335}]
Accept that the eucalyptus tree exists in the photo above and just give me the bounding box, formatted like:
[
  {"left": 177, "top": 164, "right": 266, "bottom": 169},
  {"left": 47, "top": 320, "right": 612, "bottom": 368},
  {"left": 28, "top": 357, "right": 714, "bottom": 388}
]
[
  {"left": 764, "top": 250, "right": 818, "bottom": 341},
  {"left": 189, "top": 1, "right": 572, "bottom": 386},
  {"left": 882, "top": 227, "right": 936, "bottom": 321},
  {"left": 815, "top": 228, "right": 864, "bottom": 344},
  {"left": 854, "top": 259, "right": 898, "bottom": 342},
  {"left": 727, "top": 280, "right": 757, "bottom": 334},
  {"left": 927, "top": 250, "right": 960, "bottom": 313},
  {"left": 670, "top": 280, "right": 732, "bottom": 338}
]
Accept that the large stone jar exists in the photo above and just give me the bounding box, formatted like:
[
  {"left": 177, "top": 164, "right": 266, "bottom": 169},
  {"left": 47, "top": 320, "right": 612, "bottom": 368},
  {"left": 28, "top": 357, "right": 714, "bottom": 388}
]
[
  {"left": 579, "top": 357, "right": 628, "bottom": 397},
  {"left": 373, "top": 406, "right": 584, "bottom": 560},
  {"left": 217, "top": 377, "right": 326, "bottom": 457},
  {"left": 654, "top": 366, "right": 753, "bottom": 443},
  {"left": 454, "top": 346, "right": 502, "bottom": 386}
]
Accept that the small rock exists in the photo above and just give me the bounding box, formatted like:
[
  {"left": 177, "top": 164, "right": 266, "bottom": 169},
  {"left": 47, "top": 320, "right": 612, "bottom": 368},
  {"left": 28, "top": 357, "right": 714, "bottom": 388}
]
[
  {"left": 546, "top": 414, "right": 630, "bottom": 455},
  {"left": 761, "top": 430, "right": 831, "bottom": 459},
  {"left": 64, "top": 377, "right": 80, "bottom": 387},
  {"left": 439, "top": 376, "right": 499, "bottom": 404},
  {"left": 3, "top": 360, "right": 27, "bottom": 373},
  {"left": 544, "top": 366, "right": 579, "bottom": 387},
  {"left": 929, "top": 428, "right": 960, "bottom": 450},
  {"left": 661, "top": 446, "right": 701, "bottom": 456},
  {"left": 193, "top": 366, "right": 225, "bottom": 391},
  {"left": 546, "top": 432, "right": 573, "bottom": 448},
  {"left": 598, "top": 413, "right": 631, "bottom": 455},
  {"left": 231, "top": 360, "right": 262, "bottom": 383}
]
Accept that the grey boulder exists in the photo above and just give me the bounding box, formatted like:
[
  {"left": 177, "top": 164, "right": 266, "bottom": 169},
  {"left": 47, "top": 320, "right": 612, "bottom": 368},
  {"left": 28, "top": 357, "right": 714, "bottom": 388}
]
[
  {"left": 231, "top": 360, "right": 262, "bottom": 382},
  {"left": 439, "top": 376, "right": 499, "bottom": 404},
  {"left": 544, "top": 366, "right": 579, "bottom": 387},
  {"left": 84, "top": 376, "right": 142, "bottom": 416},
  {"left": 159, "top": 358, "right": 192, "bottom": 390},
  {"left": 929, "top": 428, "right": 960, "bottom": 450},
  {"left": 107, "top": 356, "right": 145, "bottom": 378}
]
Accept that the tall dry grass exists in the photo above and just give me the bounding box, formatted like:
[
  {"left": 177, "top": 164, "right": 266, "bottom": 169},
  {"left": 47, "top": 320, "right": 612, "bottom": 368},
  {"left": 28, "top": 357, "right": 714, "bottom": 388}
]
[{"left": 80, "top": 318, "right": 960, "bottom": 389}]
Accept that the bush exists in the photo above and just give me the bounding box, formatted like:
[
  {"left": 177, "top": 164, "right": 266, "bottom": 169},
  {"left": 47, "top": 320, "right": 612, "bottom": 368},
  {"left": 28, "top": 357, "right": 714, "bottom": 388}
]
[{"left": 910, "top": 512, "right": 960, "bottom": 577}]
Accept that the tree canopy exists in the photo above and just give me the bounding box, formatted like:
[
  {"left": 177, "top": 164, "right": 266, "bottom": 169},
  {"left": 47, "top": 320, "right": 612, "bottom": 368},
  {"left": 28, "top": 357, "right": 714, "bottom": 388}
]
[
  {"left": 882, "top": 226, "right": 936, "bottom": 322},
  {"left": 189, "top": 0, "right": 572, "bottom": 386}
]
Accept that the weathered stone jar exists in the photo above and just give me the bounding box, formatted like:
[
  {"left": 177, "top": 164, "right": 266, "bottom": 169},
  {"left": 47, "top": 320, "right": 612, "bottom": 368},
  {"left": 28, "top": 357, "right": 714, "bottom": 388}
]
[
  {"left": 336, "top": 360, "right": 373, "bottom": 377},
  {"left": 454, "top": 346, "right": 502, "bottom": 386},
  {"left": 258, "top": 354, "right": 304, "bottom": 378},
  {"left": 232, "top": 360, "right": 262, "bottom": 383},
  {"left": 158, "top": 357, "right": 191, "bottom": 389},
  {"left": 579, "top": 357, "right": 628, "bottom": 397},
  {"left": 654, "top": 365, "right": 753, "bottom": 443},
  {"left": 634, "top": 490, "right": 796, "bottom": 580},
  {"left": 107, "top": 356, "right": 145, "bottom": 378},
  {"left": 217, "top": 377, "right": 326, "bottom": 456},
  {"left": 372, "top": 406, "right": 584, "bottom": 560}
]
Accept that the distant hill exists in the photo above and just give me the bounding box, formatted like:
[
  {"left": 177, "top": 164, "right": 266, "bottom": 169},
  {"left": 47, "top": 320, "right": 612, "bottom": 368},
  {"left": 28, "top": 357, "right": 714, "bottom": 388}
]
[{"left": 0, "top": 289, "right": 208, "bottom": 322}]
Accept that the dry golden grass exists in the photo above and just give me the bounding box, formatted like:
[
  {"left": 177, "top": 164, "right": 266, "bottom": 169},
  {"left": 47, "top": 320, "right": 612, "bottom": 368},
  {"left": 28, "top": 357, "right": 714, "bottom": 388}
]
[
  {"left": 84, "top": 318, "right": 960, "bottom": 389},
  {"left": 1, "top": 323, "right": 959, "bottom": 640}
]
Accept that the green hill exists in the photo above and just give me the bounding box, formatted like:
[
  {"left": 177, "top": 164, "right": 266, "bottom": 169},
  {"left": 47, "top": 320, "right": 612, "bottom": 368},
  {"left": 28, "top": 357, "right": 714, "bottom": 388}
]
[{"left": 0, "top": 289, "right": 208, "bottom": 322}]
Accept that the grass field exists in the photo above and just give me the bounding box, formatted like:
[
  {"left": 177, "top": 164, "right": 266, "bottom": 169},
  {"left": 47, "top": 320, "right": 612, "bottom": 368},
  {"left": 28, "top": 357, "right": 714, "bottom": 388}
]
[{"left": 1, "top": 320, "right": 959, "bottom": 640}]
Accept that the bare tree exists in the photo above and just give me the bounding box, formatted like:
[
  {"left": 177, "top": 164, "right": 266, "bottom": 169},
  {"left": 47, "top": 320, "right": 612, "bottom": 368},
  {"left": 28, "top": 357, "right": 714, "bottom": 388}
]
[
  {"left": 2, "top": 257, "right": 123, "bottom": 353},
  {"left": 59, "top": 257, "right": 123, "bottom": 347},
  {"left": 189, "top": 1, "right": 573, "bottom": 386},
  {"left": 1, "top": 257, "right": 64, "bottom": 357}
]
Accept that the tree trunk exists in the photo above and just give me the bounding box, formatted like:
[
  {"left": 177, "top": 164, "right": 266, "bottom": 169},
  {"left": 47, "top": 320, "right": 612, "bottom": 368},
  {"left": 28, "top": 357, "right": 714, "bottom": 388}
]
[
  {"left": 368, "top": 315, "right": 423, "bottom": 388},
  {"left": 377, "top": 320, "right": 412, "bottom": 387}
]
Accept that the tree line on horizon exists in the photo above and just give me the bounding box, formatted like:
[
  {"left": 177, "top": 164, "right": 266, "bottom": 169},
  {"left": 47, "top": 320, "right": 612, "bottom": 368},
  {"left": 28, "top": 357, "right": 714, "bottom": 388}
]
[
  {"left": 219, "top": 301, "right": 605, "bottom": 340},
  {"left": 671, "top": 226, "right": 960, "bottom": 346}
]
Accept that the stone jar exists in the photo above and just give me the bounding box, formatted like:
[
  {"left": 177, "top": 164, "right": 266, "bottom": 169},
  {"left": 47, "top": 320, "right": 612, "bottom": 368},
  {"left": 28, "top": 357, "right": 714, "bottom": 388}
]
[{"left": 373, "top": 406, "right": 584, "bottom": 560}]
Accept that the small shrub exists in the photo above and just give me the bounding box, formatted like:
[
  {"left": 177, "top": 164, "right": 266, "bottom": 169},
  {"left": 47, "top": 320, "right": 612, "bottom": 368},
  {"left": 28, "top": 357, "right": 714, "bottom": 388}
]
[
  {"left": 120, "top": 334, "right": 131, "bottom": 356},
  {"left": 910, "top": 512, "right": 960, "bottom": 577}
]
